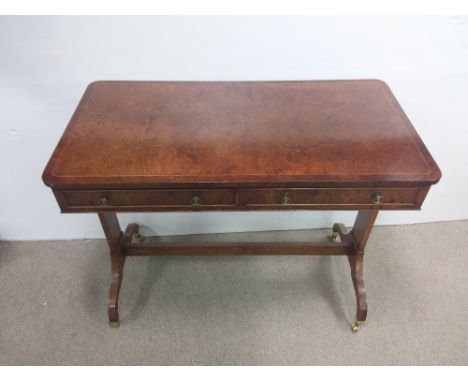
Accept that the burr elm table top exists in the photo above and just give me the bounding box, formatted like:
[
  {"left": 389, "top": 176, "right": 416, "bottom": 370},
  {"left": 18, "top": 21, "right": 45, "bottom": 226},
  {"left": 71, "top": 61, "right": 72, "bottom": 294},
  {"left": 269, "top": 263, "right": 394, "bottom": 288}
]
[{"left": 42, "top": 80, "right": 441, "bottom": 189}]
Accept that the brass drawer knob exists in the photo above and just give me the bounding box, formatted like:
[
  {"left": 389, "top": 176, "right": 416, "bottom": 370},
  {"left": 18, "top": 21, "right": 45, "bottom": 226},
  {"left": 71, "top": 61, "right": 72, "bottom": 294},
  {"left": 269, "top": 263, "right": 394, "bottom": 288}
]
[
  {"left": 371, "top": 192, "right": 384, "bottom": 205},
  {"left": 280, "top": 193, "right": 291, "bottom": 205},
  {"left": 99, "top": 197, "right": 110, "bottom": 206},
  {"left": 192, "top": 195, "right": 202, "bottom": 206}
]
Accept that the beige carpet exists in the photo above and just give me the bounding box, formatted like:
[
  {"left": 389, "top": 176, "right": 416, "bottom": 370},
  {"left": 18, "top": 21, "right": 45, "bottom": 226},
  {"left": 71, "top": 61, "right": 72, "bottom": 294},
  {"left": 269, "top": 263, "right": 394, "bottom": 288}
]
[{"left": 0, "top": 220, "right": 467, "bottom": 365}]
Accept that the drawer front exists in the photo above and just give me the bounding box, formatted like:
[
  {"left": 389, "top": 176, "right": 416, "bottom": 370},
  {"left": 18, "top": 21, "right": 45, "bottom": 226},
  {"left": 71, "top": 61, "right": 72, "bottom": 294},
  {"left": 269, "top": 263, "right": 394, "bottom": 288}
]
[
  {"left": 244, "top": 188, "right": 423, "bottom": 209},
  {"left": 61, "top": 189, "right": 237, "bottom": 210}
]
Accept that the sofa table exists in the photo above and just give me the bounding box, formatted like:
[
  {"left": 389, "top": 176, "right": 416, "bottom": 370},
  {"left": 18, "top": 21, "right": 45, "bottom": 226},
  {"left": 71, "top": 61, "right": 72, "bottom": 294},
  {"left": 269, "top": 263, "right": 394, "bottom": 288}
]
[{"left": 42, "top": 80, "right": 441, "bottom": 331}]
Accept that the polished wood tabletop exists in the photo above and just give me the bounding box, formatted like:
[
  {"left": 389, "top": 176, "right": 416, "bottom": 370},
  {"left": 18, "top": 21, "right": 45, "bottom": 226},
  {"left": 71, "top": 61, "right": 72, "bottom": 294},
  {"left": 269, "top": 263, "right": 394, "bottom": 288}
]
[{"left": 43, "top": 80, "right": 440, "bottom": 188}]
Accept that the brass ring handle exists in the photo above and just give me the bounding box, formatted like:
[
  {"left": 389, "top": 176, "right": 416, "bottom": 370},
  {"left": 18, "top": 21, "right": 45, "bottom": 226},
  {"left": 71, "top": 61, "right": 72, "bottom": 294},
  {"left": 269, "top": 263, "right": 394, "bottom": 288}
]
[
  {"left": 192, "top": 195, "right": 202, "bottom": 206},
  {"left": 371, "top": 192, "right": 384, "bottom": 205},
  {"left": 99, "top": 197, "right": 110, "bottom": 206},
  {"left": 280, "top": 193, "right": 291, "bottom": 205}
]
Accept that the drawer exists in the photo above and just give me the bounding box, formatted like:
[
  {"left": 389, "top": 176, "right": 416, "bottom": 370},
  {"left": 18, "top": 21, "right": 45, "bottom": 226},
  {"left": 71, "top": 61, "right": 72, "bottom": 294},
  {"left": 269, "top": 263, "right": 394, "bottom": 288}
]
[
  {"left": 60, "top": 189, "right": 237, "bottom": 210},
  {"left": 244, "top": 188, "right": 424, "bottom": 209}
]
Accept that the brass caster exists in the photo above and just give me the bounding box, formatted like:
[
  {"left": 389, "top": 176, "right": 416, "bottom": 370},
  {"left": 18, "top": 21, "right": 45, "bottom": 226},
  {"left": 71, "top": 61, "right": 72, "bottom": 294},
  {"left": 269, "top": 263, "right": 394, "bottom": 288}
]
[
  {"left": 351, "top": 321, "right": 364, "bottom": 332},
  {"left": 132, "top": 232, "right": 144, "bottom": 242},
  {"left": 109, "top": 321, "right": 120, "bottom": 328},
  {"left": 328, "top": 231, "right": 338, "bottom": 242}
]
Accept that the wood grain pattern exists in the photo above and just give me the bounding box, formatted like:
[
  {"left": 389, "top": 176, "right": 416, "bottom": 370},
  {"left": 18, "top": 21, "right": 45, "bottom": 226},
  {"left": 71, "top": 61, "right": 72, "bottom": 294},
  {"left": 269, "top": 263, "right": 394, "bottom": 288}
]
[
  {"left": 244, "top": 187, "right": 421, "bottom": 207},
  {"left": 53, "top": 186, "right": 429, "bottom": 212},
  {"left": 62, "top": 188, "right": 237, "bottom": 208},
  {"left": 42, "top": 80, "right": 441, "bottom": 189}
]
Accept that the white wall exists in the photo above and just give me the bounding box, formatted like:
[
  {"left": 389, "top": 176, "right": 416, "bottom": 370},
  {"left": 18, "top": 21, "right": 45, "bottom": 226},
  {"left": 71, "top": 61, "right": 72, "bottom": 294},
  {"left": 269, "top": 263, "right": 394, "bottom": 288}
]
[{"left": 1, "top": 16, "right": 467, "bottom": 240}]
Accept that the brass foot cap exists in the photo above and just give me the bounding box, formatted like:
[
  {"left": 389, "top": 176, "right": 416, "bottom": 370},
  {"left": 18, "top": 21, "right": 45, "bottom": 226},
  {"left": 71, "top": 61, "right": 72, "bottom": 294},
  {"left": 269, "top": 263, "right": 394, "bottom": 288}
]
[
  {"left": 328, "top": 232, "right": 338, "bottom": 242},
  {"left": 109, "top": 321, "right": 120, "bottom": 328},
  {"left": 351, "top": 321, "right": 364, "bottom": 332}
]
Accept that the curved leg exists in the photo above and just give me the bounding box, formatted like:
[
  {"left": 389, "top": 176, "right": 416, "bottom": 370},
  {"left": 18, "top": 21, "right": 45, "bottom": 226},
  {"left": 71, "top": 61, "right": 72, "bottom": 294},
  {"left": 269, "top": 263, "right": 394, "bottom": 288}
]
[
  {"left": 330, "top": 211, "right": 378, "bottom": 332},
  {"left": 108, "top": 254, "right": 125, "bottom": 327},
  {"left": 108, "top": 222, "right": 139, "bottom": 327},
  {"left": 98, "top": 212, "right": 138, "bottom": 328},
  {"left": 348, "top": 251, "right": 367, "bottom": 332}
]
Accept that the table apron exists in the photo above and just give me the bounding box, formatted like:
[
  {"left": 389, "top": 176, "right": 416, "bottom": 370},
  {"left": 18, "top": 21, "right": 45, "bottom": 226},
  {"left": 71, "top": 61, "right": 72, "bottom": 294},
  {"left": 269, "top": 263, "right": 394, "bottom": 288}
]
[{"left": 53, "top": 186, "right": 430, "bottom": 212}]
